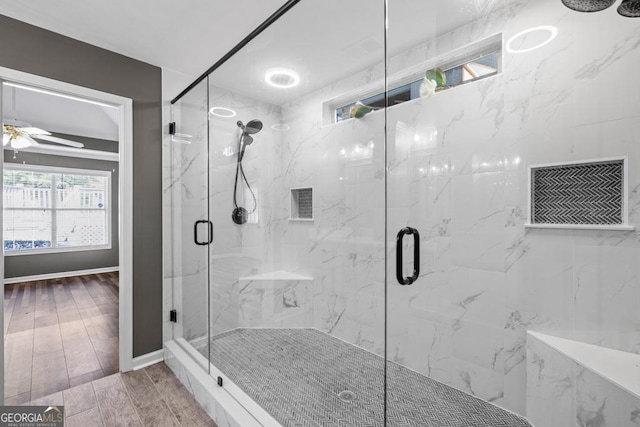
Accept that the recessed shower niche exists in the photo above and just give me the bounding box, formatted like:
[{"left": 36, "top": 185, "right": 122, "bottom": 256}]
[
  {"left": 527, "top": 158, "right": 633, "bottom": 230},
  {"left": 290, "top": 187, "right": 313, "bottom": 221}
]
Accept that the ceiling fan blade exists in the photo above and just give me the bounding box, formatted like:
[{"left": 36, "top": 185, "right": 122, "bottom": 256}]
[
  {"left": 21, "top": 127, "right": 51, "bottom": 136},
  {"left": 33, "top": 134, "right": 84, "bottom": 148}
]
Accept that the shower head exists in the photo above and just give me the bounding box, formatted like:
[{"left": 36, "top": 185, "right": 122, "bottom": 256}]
[
  {"left": 236, "top": 119, "right": 262, "bottom": 162},
  {"left": 244, "top": 119, "right": 263, "bottom": 135},
  {"left": 237, "top": 119, "right": 263, "bottom": 135}
]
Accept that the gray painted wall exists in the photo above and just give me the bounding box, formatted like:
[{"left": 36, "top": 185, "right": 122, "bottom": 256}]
[
  {"left": 0, "top": 15, "right": 163, "bottom": 357},
  {"left": 4, "top": 149, "right": 119, "bottom": 278}
]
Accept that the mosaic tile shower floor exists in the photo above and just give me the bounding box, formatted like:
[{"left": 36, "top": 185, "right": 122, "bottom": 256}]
[{"left": 196, "top": 328, "right": 532, "bottom": 427}]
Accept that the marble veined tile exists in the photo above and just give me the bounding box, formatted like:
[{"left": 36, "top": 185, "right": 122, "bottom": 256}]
[
  {"left": 526, "top": 334, "right": 576, "bottom": 427},
  {"left": 162, "top": 0, "right": 640, "bottom": 419}
]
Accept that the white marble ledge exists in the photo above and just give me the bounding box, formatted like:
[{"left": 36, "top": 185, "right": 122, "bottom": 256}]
[
  {"left": 524, "top": 223, "right": 635, "bottom": 231},
  {"left": 240, "top": 270, "right": 313, "bottom": 281},
  {"left": 528, "top": 331, "right": 640, "bottom": 399}
]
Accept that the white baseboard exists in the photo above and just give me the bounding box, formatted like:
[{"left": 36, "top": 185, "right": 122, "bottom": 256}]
[
  {"left": 4, "top": 266, "right": 119, "bottom": 285},
  {"left": 132, "top": 349, "right": 164, "bottom": 371}
]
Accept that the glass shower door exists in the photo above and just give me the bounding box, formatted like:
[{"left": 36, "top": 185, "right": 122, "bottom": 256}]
[
  {"left": 169, "top": 79, "right": 210, "bottom": 372},
  {"left": 203, "top": 0, "right": 388, "bottom": 424},
  {"left": 383, "top": 1, "right": 531, "bottom": 425},
  {"left": 386, "top": 0, "right": 640, "bottom": 425}
]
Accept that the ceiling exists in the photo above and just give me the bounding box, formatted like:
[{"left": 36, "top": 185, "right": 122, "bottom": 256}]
[
  {"left": 3, "top": 84, "right": 119, "bottom": 142},
  {"left": 0, "top": 0, "right": 287, "bottom": 142},
  {"left": 0, "top": 0, "right": 511, "bottom": 103},
  {"left": 0, "top": 0, "right": 513, "bottom": 138},
  {"left": 0, "top": 0, "right": 288, "bottom": 85}
]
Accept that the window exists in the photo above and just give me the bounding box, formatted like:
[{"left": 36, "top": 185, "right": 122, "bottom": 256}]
[
  {"left": 3, "top": 164, "right": 111, "bottom": 254},
  {"left": 332, "top": 35, "right": 502, "bottom": 123}
]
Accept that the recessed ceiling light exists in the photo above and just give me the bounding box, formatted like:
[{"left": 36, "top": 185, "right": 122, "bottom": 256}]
[
  {"left": 271, "top": 123, "right": 291, "bottom": 131},
  {"left": 209, "top": 107, "right": 237, "bottom": 118},
  {"left": 265, "top": 68, "right": 300, "bottom": 89},
  {"left": 506, "top": 26, "right": 558, "bottom": 54}
]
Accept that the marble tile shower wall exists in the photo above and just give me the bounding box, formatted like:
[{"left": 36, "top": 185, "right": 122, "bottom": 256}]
[
  {"left": 207, "top": 86, "right": 285, "bottom": 336},
  {"left": 278, "top": 72, "right": 388, "bottom": 353},
  {"left": 527, "top": 334, "right": 640, "bottom": 426},
  {"left": 276, "top": 0, "right": 640, "bottom": 417}
]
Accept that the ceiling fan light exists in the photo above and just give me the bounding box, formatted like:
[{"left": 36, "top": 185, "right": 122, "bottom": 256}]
[
  {"left": 3, "top": 122, "right": 83, "bottom": 148},
  {"left": 618, "top": 0, "right": 640, "bottom": 16},
  {"left": 10, "top": 135, "right": 37, "bottom": 149},
  {"left": 561, "top": 0, "right": 616, "bottom": 12}
]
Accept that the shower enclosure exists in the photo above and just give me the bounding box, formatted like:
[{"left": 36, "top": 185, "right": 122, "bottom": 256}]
[{"left": 164, "top": 0, "right": 640, "bottom": 425}]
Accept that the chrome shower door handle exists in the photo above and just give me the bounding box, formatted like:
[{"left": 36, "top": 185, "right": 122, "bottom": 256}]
[{"left": 396, "top": 227, "right": 420, "bottom": 285}]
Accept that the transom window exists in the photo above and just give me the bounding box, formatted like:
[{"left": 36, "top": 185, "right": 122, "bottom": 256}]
[
  {"left": 3, "top": 164, "right": 111, "bottom": 254},
  {"left": 334, "top": 44, "right": 500, "bottom": 123}
]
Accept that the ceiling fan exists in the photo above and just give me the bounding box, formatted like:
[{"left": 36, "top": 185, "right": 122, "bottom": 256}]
[
  {"left": 3, "top": 119, "right": 84, "bottom": 150},
  {"left": 3, "top": 84, "right": 85, "bottom": 150}
]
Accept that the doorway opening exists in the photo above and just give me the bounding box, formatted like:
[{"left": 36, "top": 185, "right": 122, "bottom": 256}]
[{"left": 0, "top": 67, "right": 133, "bottom": 403}]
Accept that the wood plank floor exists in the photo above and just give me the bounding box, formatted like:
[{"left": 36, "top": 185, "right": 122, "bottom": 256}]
[
  {"left": 26, "top": 362, "right": 217, "bottom": 427},
  {"left": 4, "top": 272, "right": 119, "bottom": 404}
]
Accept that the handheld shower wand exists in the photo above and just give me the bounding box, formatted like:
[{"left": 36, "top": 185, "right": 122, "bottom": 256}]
[
  {"left": 236, "top": 119, "right": 262, "bottom": 161},
  {"left": 232, "top": 119, "right": 263, "bottom": 224}
]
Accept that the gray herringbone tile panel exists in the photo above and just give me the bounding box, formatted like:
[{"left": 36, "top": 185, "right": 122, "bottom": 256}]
[
  {"left": 532, "top": 160, "right": 623, "bottom": 225},
  {"left": 198, "top": 328, "right": 532, "bottom": 427}
]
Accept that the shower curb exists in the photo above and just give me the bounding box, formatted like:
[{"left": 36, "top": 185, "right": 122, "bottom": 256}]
[{"left": 164, "top": 340, "right": 271, "bottom": 427}]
